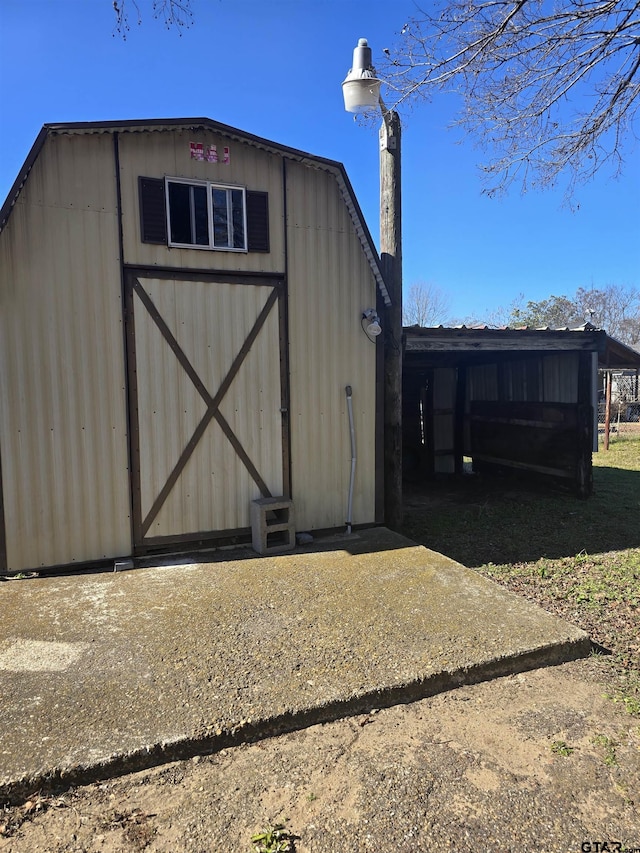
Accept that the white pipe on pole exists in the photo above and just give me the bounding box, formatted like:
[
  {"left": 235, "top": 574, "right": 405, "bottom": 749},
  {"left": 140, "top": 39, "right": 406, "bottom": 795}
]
[{"left": 345, "top": 385, "right": 356, "bottom": 534}]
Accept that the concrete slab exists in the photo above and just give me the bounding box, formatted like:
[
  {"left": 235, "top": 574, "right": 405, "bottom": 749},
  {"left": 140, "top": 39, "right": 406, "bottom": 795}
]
[{"left": 0, "top": 528, "right": 590, "bottom": 804}]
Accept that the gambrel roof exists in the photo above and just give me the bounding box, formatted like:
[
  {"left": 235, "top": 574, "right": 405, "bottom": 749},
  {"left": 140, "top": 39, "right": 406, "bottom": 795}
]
[{"left": 0, "top": 117, "right": 391, "bottom": 306}]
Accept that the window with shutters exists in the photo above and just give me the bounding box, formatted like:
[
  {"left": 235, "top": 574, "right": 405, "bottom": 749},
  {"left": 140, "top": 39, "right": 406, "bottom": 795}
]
[
  {"left": 166, "top": 178, "right": 247, "bottom": 251},
  {"left": 138, "top": 176, "right": 270, "bottom": 253}
]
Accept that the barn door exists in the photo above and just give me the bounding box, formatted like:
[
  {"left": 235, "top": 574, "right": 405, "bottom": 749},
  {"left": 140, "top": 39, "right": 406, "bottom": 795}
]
[{"left": 125, "top": 270, "right": 288, "bottom": 551}]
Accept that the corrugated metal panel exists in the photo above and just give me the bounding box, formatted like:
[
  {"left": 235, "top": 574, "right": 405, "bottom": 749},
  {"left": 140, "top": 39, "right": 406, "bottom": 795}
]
[
  {"left": 468, "top": 364, "right": 499, "bottom": 401},
  {"left": 433, "top": 413, "right": 454, "bottom": 452},
  {"left": 0, "top": 134, "right": 131, "bottom": 571},
  {"left": 504, "top": 360, "right": 524, "bottom": 401},
  {"left": 286, "top": 162, "right": 377, "bottom": 530},
  {"left": 0, "top": 126, "right": 380, "bottom": 566},
  {"left": 543, "top": 353, "right": 579, "bottom": 402},
  {"left": 118, "top": 129, "right": 286, "bottom": 272},
  {"left": 133, "top": 278, "right": 283, "bottom": 537},
  {"left": 433, "top": 368, "right": 456, "bottom": 409},
  {"left": 433, "top": 369, "right": 455, "bottom": 473}
]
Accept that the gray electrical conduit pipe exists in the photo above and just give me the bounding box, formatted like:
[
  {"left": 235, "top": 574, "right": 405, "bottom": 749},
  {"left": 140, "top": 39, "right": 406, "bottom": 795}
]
[{"left": 345, "top": 385, "right": 356, "bottom": 534}]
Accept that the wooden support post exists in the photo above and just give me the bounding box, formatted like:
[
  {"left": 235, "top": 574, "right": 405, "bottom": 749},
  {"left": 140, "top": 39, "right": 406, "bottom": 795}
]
[
  {"left": 380, "top": 109, "right": 403, "bottom": 530},
  {"left": 454, "top": 366, "right": 467, "bottom": 476},
  {"left": 424, "top": 369, "right": 435, "bottom": 479},
  {"left": 604, "top": 370, "right": 612, "bottom": 451},
  {"left": 576, "top": 352, "right": 593, "bottom": 498}
]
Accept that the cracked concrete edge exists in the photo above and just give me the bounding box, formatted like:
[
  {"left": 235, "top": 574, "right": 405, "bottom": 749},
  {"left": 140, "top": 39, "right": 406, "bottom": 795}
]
[{"left": 0, "top": 633, "right": 591, "bottom": 807}]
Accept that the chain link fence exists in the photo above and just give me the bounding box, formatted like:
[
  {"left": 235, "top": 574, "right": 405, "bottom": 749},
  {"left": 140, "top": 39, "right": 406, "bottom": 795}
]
[{"left": 598, "top": 372, "right": 640, "bottom": 445}]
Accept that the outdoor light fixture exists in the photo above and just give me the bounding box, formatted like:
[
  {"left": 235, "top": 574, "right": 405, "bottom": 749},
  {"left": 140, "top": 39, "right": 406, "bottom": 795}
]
[
  {"left": 362, "top": 308, "right": 382, "bottom": 337},
  {"left": 342, "top": 38, "right": 382, "bottom": 113}
]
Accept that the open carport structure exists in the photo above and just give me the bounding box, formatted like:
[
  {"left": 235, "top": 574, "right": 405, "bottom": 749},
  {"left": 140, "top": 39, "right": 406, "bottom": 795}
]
[{"left": 403, "top": 323, "right": 640, "bottom": 496}]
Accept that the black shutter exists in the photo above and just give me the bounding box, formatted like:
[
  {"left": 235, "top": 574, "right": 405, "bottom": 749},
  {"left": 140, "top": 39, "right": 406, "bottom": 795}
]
[
  {"left": 246, "top": 190, "right": 270, "bottom": 253},
  {"left": 139, "top": 177, "right": 167, "bottom": 244}
]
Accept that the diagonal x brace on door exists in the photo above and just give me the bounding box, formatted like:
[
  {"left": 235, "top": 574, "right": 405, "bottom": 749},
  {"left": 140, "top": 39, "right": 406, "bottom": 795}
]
[{"left": 132, "top": 279, "right": 278, "bottom": 538}]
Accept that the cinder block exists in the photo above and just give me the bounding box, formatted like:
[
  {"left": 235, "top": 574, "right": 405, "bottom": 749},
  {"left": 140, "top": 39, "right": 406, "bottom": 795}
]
[{"left": 251, "top": 497, "right": 295, "bottom": 555}]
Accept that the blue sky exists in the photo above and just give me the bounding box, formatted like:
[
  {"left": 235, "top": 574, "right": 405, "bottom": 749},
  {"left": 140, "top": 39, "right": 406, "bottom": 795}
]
[{"left": 1, "top": 0, "right": 638, "bottom": 322}]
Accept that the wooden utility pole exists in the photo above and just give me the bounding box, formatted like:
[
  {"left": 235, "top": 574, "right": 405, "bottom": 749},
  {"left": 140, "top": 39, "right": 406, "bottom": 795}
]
[
  {"left": 379, "top": 110, "right": 403, "bottom": 529},
  {"left": 341, "top": 38, "right": 403, "bottom": 530}
]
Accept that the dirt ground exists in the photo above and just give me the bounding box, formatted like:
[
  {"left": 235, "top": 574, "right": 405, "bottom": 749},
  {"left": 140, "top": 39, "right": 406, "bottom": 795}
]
[{"left": 1, "top": 657, "right": 639, "bottom": 853}]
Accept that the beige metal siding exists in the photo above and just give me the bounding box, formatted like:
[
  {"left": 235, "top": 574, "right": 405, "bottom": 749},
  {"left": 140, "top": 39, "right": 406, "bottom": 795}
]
[
  {"left": 118, "top": 129, "right": 285, "bottom": 272},
  {"left": 286, "top": 162, "right": 378, "bottom": 530},
  {"left": 132, "top": 277, "right": 283, "bottom": 537},
  {"left": 0, "top": 125, "right": 380, "bottom": 566},
  {"left": 0, "top": 134, "right": 131, "bottom": 571}
]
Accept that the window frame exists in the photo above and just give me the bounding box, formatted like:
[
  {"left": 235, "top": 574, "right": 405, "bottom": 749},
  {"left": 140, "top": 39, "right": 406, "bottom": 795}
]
[{"left": 164, "top": 177, "right": 248, "bottom": 253}]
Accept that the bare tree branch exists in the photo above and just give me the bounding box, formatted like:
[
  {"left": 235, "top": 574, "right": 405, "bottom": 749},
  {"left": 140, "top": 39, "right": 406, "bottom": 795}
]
[
  {"left": 382, "top": 1, "right": 640, "bottom": 197},
  {"left": 112, "top": 0, "right": 193, "bottom": 38},
  {"left": 576, "top": 283, "right": 640, "bottom": 344},
  {"left": 464, "top": 292, "right": 525, "bottom": 327},
  {"left": 403, "top": 281, "right": 453, "bottom": 326}
]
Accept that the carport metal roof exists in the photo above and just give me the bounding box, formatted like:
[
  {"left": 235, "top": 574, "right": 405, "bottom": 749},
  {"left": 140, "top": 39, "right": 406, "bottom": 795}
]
[{"left": 404, "top": 323, "right": 640, "bottom": 370}]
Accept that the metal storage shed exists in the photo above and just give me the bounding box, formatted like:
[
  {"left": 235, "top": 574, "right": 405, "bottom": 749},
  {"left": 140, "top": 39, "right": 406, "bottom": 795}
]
[{"left": 0, "top": 118, "right": 389, "bottom": 574}]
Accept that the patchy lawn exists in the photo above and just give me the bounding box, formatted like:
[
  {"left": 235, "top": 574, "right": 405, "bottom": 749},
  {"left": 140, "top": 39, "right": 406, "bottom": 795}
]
[{"left": 402, "top": 436, "right": 640, "bottom": 715}]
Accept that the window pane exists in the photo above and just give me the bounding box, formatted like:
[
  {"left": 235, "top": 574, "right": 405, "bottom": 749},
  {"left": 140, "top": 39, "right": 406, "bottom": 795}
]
[
  {"left": 212, "top": 188, "right": 230, "bottom": 247},
  {"left": 231, "top": 189, "right": 245, "bottom": 249},
  {"left": 168, "top": 182, "right": 192, "bottom": 244},
  {"left": 168, "top": 182, "right": 209, "bottom": 246},
  {"left": 193, "top": 185, "right": 209, "bottom": 245},
  {"left": 167, "top": 181, "right": 245, "bottom": 250}
]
